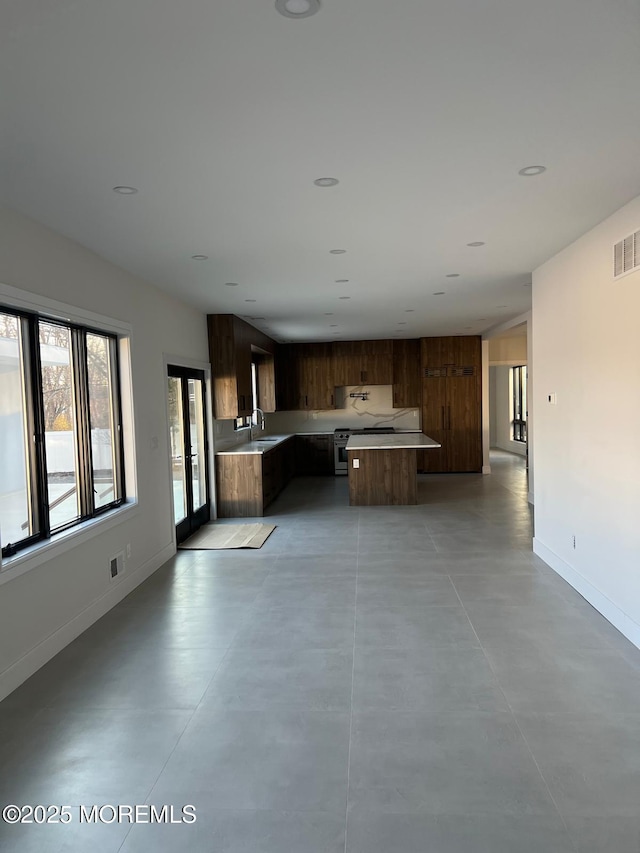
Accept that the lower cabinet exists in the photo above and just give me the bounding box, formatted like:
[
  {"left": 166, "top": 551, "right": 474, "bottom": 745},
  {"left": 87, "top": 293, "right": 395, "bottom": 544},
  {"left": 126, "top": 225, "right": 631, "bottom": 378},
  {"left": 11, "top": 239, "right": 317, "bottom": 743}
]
[
  {"left": 215, "top": 437, "right": 296, "bottom": 518},
  {"left": 295, "top": 434, "right": 334, "bottom": 475}
]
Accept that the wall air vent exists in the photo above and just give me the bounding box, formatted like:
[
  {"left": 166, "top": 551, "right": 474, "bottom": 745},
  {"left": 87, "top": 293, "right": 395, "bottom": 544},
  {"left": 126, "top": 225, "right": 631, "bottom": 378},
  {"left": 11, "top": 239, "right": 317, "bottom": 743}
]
[
  {"left": 109, "top": 552, "right": 125, "bottom": 582},
  {"left": 613, "top": 230, "right": 640, "bottom": 279},
  {"left": 448, "top": 366, "right": 476, "bottom": 377},
  {"left": 424, "top": 367, "right": 448, "bottom": 378}
]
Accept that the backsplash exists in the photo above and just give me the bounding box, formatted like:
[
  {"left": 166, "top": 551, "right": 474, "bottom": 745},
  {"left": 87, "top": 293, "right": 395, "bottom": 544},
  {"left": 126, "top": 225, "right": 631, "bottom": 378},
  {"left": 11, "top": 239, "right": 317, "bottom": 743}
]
[{"left": 265, "top": 385, "right": 420, "bottom": 434}]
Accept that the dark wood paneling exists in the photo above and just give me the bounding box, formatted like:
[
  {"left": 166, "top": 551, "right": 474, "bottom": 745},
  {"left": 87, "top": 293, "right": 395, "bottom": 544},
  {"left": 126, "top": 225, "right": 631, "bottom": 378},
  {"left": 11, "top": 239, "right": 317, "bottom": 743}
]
[
  {"left": 295, "top": 434, "right": 334, "bottom": 475},
  {"left": 215, "top": 453, "right": 263, "bottom": 517},
  {"left": 333, "top": 340, "right": 392, "bottom": 385},
  {"left": 420, "top": 335, "right": 482, "bottom": 473},
  {"left": 348, "top": 448, "right": 418, "bottom": 505},
  {"left": 392, "top": 339, "right": 421, "bottom": 408},
  {"left": 208, "top": 314, "right": 278, "bottom": 419},
  {"left": 256, "top": 354, "right": 276, "bottom": 413},
  {"left": 215, "top": 437, "right": 296, "bottom": 518}
]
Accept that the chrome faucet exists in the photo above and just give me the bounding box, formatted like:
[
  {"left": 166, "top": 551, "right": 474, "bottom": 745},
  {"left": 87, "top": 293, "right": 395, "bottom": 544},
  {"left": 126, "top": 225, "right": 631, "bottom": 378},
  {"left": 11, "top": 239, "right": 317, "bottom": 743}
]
[{"left": 252, "top": 407, "right": 266, "bottom": 431}]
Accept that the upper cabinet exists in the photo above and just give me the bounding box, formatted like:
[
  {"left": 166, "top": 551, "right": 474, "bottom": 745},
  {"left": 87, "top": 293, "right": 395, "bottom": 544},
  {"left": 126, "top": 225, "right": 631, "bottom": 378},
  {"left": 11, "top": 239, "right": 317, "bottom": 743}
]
[
  {"left": 276, "top": 343, "right": 334, "bottom": 411},
  {"left": 332, "top": 340, "right": 392, "bottom": 386},
  {"left": 208, "top": 314, "right": 276, "bottom": 419},
  {"left": 392, "top": 339, "right": 421, "bottom": 408}
]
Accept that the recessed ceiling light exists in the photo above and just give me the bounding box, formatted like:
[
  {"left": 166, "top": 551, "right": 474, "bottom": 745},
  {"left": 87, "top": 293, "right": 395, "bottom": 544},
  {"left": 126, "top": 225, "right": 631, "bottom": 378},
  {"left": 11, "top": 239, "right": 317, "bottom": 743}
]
[
  {"left": 245, "top": 299, "right": 257, "bottom": 303},
  {"left": 433, "top": 291, "right": 445, "bottom": 296},
  {"left": 518, "top": 165, "right": 546, "bottom": 177},
  {"left": 467, "top": 241, "right": 485, "bottom": 247},
  {"left": 224, "top": 281, "right": 239, "bottom": 287},
  {"left": 330, "top": 324, "right": 338, "bottom": 327},
  {"left": 339, "top": 296, "right": 351, "bottom": 300},
  {"left": 112, "top": 186, "right": 138, "bottom": 194},
  {"left": 191, "top": 254, "right": 208, "bottom": 260},
  {"left": 275, "top": 0, "right": 320, "bottom": 19},
  {"left": 335, "top": 279, "right": 349, "bottom": 283},
  {"left": 329, "top": 249, "right": 347, "bottom": 255},
  {"left": 405, "top": 309, "right": 415, "bottom": 313},
  {"left": 446, "top": 273, "right": 460, "bottom": 278},
  {"left": 397, "top": 321, "right": 407, "bottom": 325},
  {"left": 324, "top": 312, "right": 334, "bottom": 315},
  {"left": 314, "top": 177, "right": 339, "bottom": 187}
]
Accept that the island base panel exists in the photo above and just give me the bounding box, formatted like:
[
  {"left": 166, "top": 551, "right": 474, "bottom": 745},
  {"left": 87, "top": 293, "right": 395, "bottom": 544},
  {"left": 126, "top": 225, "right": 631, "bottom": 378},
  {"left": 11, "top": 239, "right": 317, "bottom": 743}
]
[{"left": 348, "top": 448, "right": 417, "bottom": 506}]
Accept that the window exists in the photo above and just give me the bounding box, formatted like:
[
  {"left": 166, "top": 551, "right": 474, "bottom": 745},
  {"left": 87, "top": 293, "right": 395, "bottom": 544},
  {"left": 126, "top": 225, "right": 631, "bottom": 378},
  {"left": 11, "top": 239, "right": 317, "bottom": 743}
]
[
  {"left": 511, "top": 365, "right": 527, "bottom": 443},
  {"left": 0, "top": 307, "right": 124, "bottom": 557}
]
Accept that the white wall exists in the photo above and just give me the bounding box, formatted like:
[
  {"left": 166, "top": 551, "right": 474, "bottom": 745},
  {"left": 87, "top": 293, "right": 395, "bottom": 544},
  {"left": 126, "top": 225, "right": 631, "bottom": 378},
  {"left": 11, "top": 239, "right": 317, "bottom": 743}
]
[
  {"left": 491, "top": 366, "right": 527, "bottom": 457},
  {"left": 0, "top": 206, "right": 209, "bottom": 698},
  {"left": 532, "top": 194, "right": 640, "bottom": 649}
]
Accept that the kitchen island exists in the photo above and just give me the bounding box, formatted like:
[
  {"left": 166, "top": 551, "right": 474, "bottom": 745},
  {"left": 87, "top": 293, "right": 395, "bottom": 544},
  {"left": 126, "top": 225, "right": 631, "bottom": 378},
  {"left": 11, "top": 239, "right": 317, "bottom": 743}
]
[{"left": 346, "top": 432, "right": 441, "bottom": 506}]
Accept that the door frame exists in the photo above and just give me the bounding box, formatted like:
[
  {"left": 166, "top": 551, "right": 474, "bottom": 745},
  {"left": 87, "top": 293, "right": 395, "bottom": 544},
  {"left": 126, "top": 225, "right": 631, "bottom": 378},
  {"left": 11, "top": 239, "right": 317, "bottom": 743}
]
[{"left": 164, "top": 355, "right": 216, "bottom": 546}]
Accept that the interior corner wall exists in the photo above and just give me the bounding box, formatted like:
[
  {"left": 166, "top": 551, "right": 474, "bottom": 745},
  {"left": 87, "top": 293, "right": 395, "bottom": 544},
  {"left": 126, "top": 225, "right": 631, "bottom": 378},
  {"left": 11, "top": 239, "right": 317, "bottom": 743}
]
[
  {"left": 0, "top": 206, "right": 209, "bottom": 698},
  {"left": 532, "top": 194, "right": 640, "bottom": 649}
]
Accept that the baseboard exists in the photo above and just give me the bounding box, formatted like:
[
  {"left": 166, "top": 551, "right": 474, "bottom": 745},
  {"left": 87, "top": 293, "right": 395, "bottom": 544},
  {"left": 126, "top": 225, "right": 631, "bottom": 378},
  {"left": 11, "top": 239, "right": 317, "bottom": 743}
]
[
  {"left": 533, "top": 538, "right": 640, "bottom": 651},
  {"left": 527, "top": 491, "right": 534, "bottom": 505},
  {"left": 0, "top": 541, "right": 176, "bottom": 702}
]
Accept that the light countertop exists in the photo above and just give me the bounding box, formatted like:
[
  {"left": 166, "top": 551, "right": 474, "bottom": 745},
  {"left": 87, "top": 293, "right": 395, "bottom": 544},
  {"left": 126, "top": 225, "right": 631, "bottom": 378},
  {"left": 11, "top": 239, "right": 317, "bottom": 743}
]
[
  {"left": 215, "top": 434, "right": 295, "bottom": 455},
  {"left": 345, "top": 432, "right": 441, "bottom": 451}
]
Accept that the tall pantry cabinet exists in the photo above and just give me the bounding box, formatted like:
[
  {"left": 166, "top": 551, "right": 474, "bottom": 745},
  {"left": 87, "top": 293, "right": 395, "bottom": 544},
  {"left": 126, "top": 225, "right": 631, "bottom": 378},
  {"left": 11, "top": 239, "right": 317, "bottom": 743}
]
[{"left": 421, "top": 336, "right": 482, "bottom": 473}]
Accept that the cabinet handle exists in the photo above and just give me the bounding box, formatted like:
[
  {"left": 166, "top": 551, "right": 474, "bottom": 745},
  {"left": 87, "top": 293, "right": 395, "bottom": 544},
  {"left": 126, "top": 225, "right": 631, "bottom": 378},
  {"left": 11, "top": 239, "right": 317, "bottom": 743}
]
[
  {"left": 441, "top": 406, "right": 445, "bottom": 429},
  {"left": 447, "top": 406, "right": 451, "bottom": 430},
  {"left": 305, "top": 395, "right": 308, "bottom": 407},
  {"left": 330, "top": 393, "right": 334, "bottom": 406},
  {"left": 361, "top": 370, "right": 366, "bottom": 383}
]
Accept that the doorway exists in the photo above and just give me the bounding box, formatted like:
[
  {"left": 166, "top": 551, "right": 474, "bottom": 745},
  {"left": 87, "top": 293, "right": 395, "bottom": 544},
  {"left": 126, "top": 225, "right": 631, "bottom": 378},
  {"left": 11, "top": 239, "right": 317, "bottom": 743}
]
[{"left": 167, "top": 366, "right": 210, "bottom": 544}]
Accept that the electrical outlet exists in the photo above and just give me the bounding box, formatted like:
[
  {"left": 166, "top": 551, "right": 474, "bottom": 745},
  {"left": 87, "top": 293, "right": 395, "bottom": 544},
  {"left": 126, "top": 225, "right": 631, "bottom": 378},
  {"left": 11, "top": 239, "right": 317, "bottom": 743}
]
[
  {"left": 353, "top": 458, "right": 360, "bottom": 469},
  {"left": 572, "top": 535, "right": 576, "bottom": 549}
]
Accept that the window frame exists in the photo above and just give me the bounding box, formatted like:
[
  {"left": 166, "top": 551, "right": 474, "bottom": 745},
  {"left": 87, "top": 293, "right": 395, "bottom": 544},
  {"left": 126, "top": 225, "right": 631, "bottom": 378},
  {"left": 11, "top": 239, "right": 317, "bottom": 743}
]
[
  {"left": 511, "top": 364, "right": 527, "bottom": 443},
  {"left": 1, "top": 303, "right": 125, "bottom": 558}
]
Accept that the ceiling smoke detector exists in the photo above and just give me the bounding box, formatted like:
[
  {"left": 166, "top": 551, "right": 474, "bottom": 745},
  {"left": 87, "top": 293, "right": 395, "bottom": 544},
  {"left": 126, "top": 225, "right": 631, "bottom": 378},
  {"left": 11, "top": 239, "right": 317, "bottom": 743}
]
[
  {"left": 224, "top": 282, "right": 239, "bottom": 287},
  {"left": 191, "top": 254, "right": 208, "bottom": 260},
  {"left": 330, "top": 249, "right": 347, "bottom": 255},
  {"left": 466, "top": 241, "right": 485, "bottom": 248},
  {"left": 314, "top": 177, "right": 339, "bottom": 187},
  {"left": 275, "top": 0, "right": 320, "bottom": 19},
  {"left": 112, "top": 186, "right": 138, "bottom": 194}
]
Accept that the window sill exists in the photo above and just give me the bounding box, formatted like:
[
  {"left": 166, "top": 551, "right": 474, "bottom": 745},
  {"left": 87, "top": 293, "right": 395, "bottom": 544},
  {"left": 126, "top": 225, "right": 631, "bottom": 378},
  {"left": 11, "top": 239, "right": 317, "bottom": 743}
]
[{"left": 0, "top": 500, "right": 139, "bottom": 586}]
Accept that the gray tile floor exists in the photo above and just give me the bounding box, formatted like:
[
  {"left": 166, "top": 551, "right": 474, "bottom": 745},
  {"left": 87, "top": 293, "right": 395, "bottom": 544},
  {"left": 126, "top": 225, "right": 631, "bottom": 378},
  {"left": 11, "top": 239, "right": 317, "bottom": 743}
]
[{"left": 1, "top": 451, "right": 640, "bottom": 851}]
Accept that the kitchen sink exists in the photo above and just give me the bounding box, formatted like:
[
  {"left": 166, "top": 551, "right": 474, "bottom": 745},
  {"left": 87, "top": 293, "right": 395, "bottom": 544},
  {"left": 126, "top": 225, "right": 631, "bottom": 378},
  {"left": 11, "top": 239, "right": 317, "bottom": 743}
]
[{"left": 255, "top": 438, "right": 278, "bottom": 442}]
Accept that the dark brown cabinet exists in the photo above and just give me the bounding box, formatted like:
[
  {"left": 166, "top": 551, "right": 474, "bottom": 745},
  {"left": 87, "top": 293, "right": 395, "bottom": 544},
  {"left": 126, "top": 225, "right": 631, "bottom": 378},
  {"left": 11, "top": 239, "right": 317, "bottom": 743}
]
[
  {"left": 392, "top": 339, "right": 421, "bottom": 408},
  {"left": 208, "top": 314, "right": 276, "bottom": 419},
  {"left": 420, "top": 336, "right": 482, "bottom": 473},
  {"left": 208, "top": 314, "right": 252, "bottom": 419},
  {"left": 215, "top": 437, "right": 295, "bottom": 517},
  {"left": 276, "top": 343, "right": 335, "bottom": 411},
  {"left": 295, "top": 434, "right": 334, "bottom": 475},
  {"left": 333, "top": 340, "right": 392, "bottom": 385}
]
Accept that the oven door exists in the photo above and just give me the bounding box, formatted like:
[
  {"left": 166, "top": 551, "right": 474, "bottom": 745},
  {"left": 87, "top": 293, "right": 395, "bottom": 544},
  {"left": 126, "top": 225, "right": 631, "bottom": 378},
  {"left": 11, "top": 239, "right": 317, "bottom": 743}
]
[{"left": 334, "top": 441, "right": 349, "bottom": 474}]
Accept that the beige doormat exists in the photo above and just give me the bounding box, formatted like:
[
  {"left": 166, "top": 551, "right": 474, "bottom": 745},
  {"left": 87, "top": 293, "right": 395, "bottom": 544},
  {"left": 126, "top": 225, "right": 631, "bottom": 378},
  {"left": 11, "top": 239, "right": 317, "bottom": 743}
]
[{"left": 179, "top": 523, "right": 276, "bottom": 550}]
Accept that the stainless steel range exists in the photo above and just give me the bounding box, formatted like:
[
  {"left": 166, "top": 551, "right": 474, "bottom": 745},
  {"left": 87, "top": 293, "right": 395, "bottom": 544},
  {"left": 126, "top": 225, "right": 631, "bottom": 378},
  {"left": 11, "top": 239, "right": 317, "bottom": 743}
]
[{"left": 333, "top": 427, "right": 396, "bottom": 475}]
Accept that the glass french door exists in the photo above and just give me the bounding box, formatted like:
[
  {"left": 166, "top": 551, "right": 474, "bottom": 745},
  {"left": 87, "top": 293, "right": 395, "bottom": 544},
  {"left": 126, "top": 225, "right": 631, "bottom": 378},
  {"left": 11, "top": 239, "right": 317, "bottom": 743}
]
[{"left": 167, "top": 366, "right": 210, "bottom": 544}]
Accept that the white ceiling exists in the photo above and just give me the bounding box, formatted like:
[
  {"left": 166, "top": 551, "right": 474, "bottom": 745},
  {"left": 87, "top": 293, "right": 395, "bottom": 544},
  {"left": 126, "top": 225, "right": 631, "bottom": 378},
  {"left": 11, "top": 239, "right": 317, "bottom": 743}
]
[{"left": 2, "top": 0, "right": 640, "bottom": 342}]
